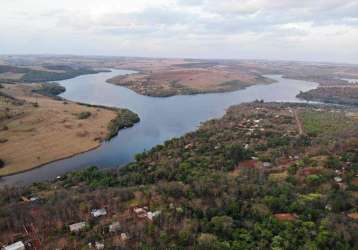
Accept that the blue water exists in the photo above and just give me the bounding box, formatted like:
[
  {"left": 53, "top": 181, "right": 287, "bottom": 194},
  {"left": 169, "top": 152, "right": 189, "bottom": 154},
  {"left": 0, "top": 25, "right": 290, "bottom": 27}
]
[{"left": 1, "top": 69, "right": 318, "bottom": 186}]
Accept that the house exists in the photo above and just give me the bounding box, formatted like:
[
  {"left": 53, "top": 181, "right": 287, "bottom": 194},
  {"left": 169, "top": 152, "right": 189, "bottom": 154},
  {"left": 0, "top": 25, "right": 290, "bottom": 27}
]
[
  {"left": 88, "top": 242, "right": 104, "bottom": 250},
  {"left": 132, "top": 207, "right": 161, "bottom": 221},
  {"left": 109, "top": 222, "right": 121, "bottom": 233},
  {"left": 274, "top": 213, "right": 298, "bottom": 221},
  {"left": 263, "top": 162, "right": 272, "bottom": 168},
  {"left": 3, "top": 241, "right": 25, "bottom": 250},
  {"left": 147, "top": 211, "right": 161, "bottom": 221},
  {"left": 325, "top": 204, "right": 332, "bottom": 211},
  {"left": 30, "top": 197, "right": 40, "bottom": 202},
  {"left": 334, "top": 177, "right": 343, "bottom": 183},
  {"left": 69, "top": 222, "right": 86, "bottom": 232},
  {"left": 21, "top": 195, "right": 40, "bottom": 202},
  {"left": 133, "top": 207, "right": 148, "bottom": 219},
  {"left": 91, "top": 208, "right": 107, "bottom": 218},
  {"left": 121, "top": 233, "right": 129, "bottom": 241},
  {"left": 347, "top": 212, "right": 358, "bottom": 220}
]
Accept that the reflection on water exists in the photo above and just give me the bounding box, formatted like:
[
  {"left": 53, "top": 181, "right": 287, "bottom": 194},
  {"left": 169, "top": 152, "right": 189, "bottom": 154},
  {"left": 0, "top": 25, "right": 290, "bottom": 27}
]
[{"left": 1, "top": 70, "right": 318, "bottom": 186}]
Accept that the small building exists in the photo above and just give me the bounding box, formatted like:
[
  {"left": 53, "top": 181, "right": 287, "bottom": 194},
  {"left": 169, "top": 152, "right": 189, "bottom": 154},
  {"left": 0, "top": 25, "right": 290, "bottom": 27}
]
[
  {"left": 109, "top": 222, "right": 121, "bottom": 233},
  {"left": 89, "top": 242, "right": 104, "bottom": 250},
  {"left": 334, "top": 177, "right": 343, "bottom": 183},
  {"left": 69, "top": 222, "right": 86, "bottom": 232},
  {"left": 347, "top": 212, "right": 358, "bottom": 220},
  {"left": 263, "top": 162, "right": 272, "bottom": 168},
  {"left": 325, "top": 204, "right": 332, "bottom": 211},
  {"left": 147, "top": 211, "right": 161, "bottom": 221},
  {"left": 91, "top": 208, "right": 107, "bottom": 218},
  {"left": 121, "top": 233, "right": 129, "bottom": 241},
  {"left": 274, "top": 213, "right": 298, "bottom": 221},
  {"left": 3, "top": 241, "right": 25, "bottom": 250},
  {"left": 133, "top": 207, "right": 148, "bottom": 219},
  {"left": 133, "top": 207, "right": 160, "bottom": 222},
  {"left": 30, "top": 197, "right": 40, "bottom": 202}
]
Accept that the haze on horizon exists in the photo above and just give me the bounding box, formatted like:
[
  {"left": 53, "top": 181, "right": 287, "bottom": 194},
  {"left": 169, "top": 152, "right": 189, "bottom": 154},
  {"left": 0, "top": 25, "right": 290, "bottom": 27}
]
[{"left": 1, "top": 0, "right": 358, "bottom": 64}]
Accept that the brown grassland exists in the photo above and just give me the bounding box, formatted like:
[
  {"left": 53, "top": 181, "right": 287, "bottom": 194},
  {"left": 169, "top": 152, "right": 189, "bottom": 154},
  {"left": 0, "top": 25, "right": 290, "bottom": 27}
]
[
  {"left": 107, "top": 59, "right": 274, "bottom": 96},
  {"left": 0, "top": 83, "right": 118, "bottom": 176}
]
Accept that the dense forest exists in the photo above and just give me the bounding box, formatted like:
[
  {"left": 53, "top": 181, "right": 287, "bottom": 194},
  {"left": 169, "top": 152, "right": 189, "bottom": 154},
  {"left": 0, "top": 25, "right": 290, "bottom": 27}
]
[
  {"left": 297, "top": 87, "right": 358, "bottom": 106},
  {"left": 1, "top": 102, "right": 358, "bottom": 249}
]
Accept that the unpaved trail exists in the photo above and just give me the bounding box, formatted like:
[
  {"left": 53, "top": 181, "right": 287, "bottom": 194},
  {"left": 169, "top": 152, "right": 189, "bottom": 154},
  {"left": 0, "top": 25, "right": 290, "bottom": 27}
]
[{"left": 293, "top": 109, "right": 304, "bottom": 135}]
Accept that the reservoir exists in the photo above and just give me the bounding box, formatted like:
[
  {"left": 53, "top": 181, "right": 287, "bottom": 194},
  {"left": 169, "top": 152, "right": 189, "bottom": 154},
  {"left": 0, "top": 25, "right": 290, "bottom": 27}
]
[{"left": 1, "top": 69, "right": 318, "bottom": 186}]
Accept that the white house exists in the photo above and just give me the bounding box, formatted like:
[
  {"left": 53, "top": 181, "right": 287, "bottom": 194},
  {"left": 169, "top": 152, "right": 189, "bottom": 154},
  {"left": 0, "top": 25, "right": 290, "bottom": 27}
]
[
  {"left": 147, "top": 211, "right": 161, "bottom": 221},
  {"left": 334, "top": 177, "right": 343, "bottom": 183},
  {"left": 88, "top": 242, "right": 104, "bottom": 250},
  {"left": 109, "top": 222, "right": 121, "bottom": 233},
  {"left": 91, "top": 208, "right": 107, "bottom": 218},
  {"left": 121, "top": 233, "right": 129, "bottom": 241},
  {"left": 263, "top": 162, "right": 272, "bottom": 168},
  {"left": 3, "top": 241, "right": 25, "bottom": 250},
  {"left": 69, "top": 222, "right": 86, "bottom": 232}
]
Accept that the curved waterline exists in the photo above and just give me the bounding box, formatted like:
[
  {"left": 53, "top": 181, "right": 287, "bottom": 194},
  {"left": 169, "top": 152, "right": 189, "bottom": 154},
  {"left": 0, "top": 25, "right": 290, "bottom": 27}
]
[{"left": 1, "top": 69, "right": 318, "bottom": 186}]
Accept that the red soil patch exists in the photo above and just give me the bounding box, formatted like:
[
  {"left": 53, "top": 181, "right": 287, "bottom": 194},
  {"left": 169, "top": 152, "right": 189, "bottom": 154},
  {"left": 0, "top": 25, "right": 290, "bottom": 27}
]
[
  {"left": 298, "top": 167, "right": 322, "bottom": 176},
  {"left": 347, "top": 212, "right": 358, "bottom": 220},
  {"left": 238, "top": 160, "right": 258, "bottom": 169},
  {"left": 274, "top": 213, "right": 298, "bottom": 221}
]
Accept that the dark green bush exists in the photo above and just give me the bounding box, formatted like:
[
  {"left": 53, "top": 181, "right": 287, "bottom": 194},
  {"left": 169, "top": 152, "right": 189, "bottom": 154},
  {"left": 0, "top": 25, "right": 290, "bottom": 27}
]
[{"left": 76, "top": 111, "right": 91, "bottom": 119}]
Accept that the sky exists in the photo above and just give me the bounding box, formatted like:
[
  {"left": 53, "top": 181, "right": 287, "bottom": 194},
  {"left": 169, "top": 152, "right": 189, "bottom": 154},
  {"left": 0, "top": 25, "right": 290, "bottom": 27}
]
[{"left": 1, "top": 0, "right": 358, "bottom": 63}]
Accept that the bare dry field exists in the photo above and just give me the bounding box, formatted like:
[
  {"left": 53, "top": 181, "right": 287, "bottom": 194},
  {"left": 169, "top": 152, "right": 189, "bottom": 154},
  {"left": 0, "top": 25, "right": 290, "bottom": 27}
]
[{"left": 0, "top": 84, "right": 118, "bottom": 176}]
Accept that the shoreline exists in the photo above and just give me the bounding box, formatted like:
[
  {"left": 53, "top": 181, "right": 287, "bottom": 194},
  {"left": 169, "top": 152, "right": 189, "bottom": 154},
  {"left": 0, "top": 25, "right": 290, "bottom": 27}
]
[
  {"left": 0, "top": 143, "right": 102, "bottom": 179},
  {"left": 0, "top": 100, "right": 140, "bottom": 178},
  {"left": 0, "top": 70, "right": 140, "bottom": 178}
]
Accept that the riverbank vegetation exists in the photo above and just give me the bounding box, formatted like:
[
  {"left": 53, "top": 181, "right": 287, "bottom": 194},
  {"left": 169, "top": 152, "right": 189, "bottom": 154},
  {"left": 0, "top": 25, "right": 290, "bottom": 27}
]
[
  {"left": 32, "top": 82, "right": 66, "bottom": 97},
  {"left": 0, "top": 64, "right": 102, "bottom": 83},
  {"left": 297, "top": 86, "right": 358, "bottom": 106},
  {"left": 1, "top": 102, "right": 357, "bottom": 249},
  {"left": 106, "top": 109, "right": 140, "bottom": 140}
]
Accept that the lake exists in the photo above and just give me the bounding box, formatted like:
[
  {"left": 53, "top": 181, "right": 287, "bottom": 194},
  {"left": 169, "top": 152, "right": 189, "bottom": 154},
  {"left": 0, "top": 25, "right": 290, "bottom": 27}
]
[{"left": 0, "top": 69, "right": 318, "bottom": 186}]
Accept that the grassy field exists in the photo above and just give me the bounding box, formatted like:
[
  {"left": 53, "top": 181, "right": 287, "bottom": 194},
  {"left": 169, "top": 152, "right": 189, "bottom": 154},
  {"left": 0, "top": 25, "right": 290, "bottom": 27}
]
[
  {"left": 300, "top": 110, "right": 356, "bottom": 137},
  {"left": 107, "top": 63, "right": 275, "bottom": 97},
  {"left": 0, "top": 83, "right": 138, "bottom": 176}
]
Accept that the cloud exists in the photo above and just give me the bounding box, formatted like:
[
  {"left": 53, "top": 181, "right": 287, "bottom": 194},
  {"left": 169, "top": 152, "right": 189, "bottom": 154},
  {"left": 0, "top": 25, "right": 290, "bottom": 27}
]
[{"left": 0, "top": 0, "right": 357, "bottom": 63}]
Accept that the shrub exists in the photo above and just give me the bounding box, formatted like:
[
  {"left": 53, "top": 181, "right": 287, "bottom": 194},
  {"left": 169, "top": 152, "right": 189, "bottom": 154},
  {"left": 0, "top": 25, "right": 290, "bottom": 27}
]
[
  {"left": 106, "top": 109, "right": 140, "bottom": 140},
  {"left": 32, "top": 83, "right": 65, "bottom": 97},
  {"left": 76, "top": 111, "right": 91, "bottom": 119},
  {"left": 325, "top": 155, "right": 341, "bottom": 169},
  {"left": 0, "top": 159, "right": 5, "bottom": 168}
]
